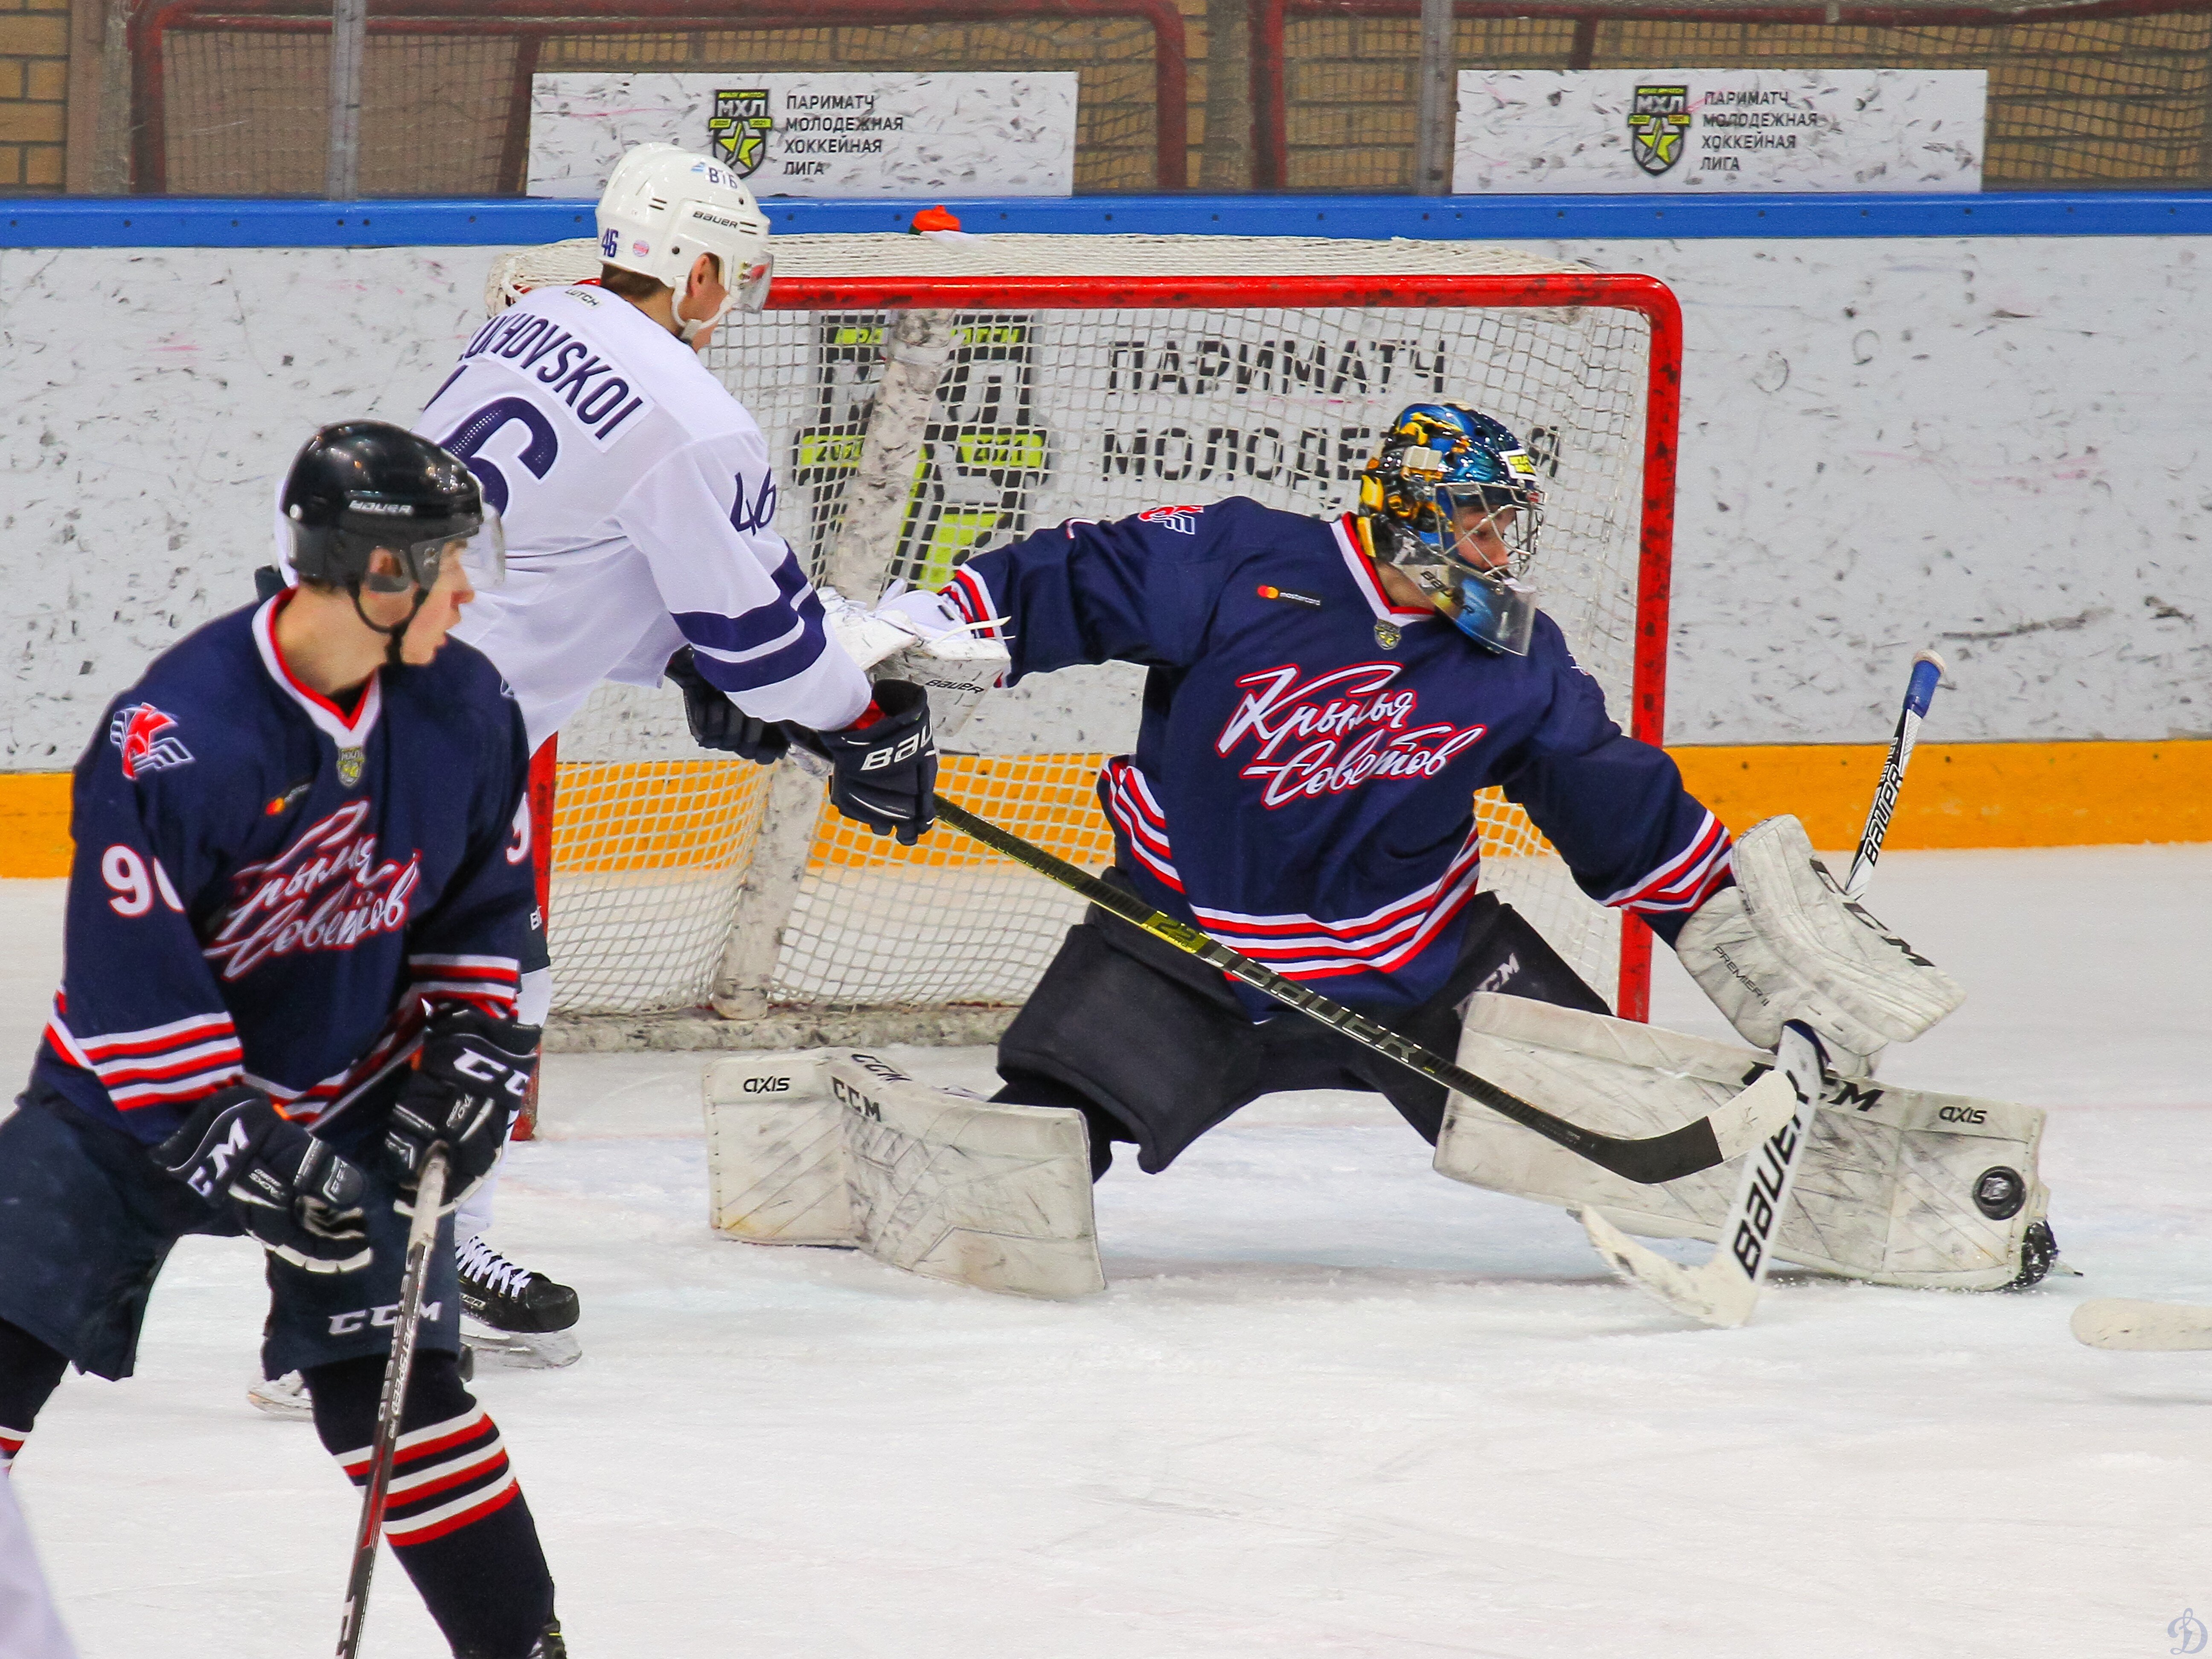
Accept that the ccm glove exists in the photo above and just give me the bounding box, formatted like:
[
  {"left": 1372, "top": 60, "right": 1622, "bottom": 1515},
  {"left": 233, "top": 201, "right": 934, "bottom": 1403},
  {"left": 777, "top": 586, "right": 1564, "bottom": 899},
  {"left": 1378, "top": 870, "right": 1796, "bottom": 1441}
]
[
  {"left": 382, "top": 1008, "right": 541, "bottom": 1212},
  {"left": 155, "top": 1086, "right": 370, "bottom": 1274},
  {"left": 820, "top": 679, "right": 938, "bottom": 846},
  {"left": 666, "top": 646, "right": 790, "bottom": 765}
]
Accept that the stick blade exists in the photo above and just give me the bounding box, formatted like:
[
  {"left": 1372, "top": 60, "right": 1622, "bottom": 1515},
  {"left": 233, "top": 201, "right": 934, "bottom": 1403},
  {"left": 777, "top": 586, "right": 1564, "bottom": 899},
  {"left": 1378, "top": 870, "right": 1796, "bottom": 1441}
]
[
  {"left": 1578, "top": 1204, "right": 1757, "bottom": 1329},
  {"left": 2070, "top": 1298, "right": 2212, "bottom": 1352}
]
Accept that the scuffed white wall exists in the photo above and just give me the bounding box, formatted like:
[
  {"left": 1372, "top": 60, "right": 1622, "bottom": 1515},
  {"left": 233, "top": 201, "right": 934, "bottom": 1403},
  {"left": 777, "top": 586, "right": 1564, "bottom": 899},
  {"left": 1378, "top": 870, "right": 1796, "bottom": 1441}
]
[
  {"left": 2, "top": 234, "right": 2206, "bottom": 765},
  {"left": 1551, "top": 235, "right": 2212, "bottom": 746},
  {"left": 0, "top": 246, "right": 489, "bottom": 765}
]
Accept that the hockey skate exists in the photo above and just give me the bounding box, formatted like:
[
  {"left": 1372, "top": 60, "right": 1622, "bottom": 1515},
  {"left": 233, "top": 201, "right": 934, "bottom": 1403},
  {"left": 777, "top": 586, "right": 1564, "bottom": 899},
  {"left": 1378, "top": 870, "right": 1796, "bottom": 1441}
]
[{"left": 459, "top": 1237, "right": 582, "bottom": 1368}]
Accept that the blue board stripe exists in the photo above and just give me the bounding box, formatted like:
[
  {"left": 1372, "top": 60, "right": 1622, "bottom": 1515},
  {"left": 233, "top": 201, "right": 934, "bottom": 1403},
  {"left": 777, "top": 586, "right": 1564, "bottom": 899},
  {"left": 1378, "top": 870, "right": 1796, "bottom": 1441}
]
[{"left": 6, "top": 192, "right": 2212, "bottom": 248}]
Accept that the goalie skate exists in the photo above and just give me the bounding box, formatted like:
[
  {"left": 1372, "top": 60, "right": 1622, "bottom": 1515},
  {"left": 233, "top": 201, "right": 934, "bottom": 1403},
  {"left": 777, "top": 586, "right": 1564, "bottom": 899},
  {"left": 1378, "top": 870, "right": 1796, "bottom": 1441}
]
[{"left": 459, "top": 1237, "right": 582, "bottom": 1369}]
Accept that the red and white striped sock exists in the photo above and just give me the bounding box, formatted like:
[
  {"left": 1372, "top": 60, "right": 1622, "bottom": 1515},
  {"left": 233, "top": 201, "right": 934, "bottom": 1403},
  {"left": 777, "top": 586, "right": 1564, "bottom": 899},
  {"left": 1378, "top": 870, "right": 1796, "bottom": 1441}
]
[
  {"left": 334, "top": 1403, "right": 520, "bottom": 1544},
  {"left": 310, "top": 1351, "right": 554, "bottom": 1656}
]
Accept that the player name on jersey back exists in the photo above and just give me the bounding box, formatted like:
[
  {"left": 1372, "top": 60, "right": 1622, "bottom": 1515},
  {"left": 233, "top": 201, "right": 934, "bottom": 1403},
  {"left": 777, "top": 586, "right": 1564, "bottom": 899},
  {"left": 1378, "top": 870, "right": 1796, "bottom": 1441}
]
[{"left": 451, "top": 286, "right": 656, "bottom": 451}]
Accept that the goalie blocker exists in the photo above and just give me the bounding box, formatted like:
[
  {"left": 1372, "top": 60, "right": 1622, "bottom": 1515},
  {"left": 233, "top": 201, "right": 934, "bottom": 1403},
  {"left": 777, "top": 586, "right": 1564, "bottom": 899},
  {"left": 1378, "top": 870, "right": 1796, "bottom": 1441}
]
[{"left": 1435, "top": 995, "right": 2058, "bottom": 1291}]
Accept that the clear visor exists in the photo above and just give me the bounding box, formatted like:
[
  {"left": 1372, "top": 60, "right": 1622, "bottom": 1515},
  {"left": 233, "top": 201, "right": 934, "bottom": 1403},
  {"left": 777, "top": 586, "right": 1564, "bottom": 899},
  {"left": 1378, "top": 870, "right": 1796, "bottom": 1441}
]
[
  {"left": 1435, "top": 485, "right": 1540, "bottom": 580},
  {"left": 733, "top": 251, "right": 774, "bottom": 314},
  {"left": 358, "top": 505, "right": 505, "bottom": 594}
]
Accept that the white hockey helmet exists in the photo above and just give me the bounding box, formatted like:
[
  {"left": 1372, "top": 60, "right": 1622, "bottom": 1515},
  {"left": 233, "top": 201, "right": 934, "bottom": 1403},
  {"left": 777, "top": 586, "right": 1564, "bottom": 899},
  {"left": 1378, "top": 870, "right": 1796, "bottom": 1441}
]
[{"left": 595, "top": 142, "right": 773, "bottom": 341}]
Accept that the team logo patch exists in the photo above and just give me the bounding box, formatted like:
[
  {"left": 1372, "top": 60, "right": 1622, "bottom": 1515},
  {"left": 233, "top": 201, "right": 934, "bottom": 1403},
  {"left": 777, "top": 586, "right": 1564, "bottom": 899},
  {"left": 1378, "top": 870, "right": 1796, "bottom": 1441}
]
[
  {"left": 337, "top": 747, "right": 365, "bottom": 788},
  {"left": 1138, "top": 504, "right": 1204, "bottom": 535},
  {"left": 709, "top": 88, "right": 773, "bottom": 177},
  {"left": 110, "top": 703, "right": 194, "bottom": 779},
  {"left": 1373, "top": 620, "right": 1402, "bottom": 650},
  {"left": 1627, "top": 85, "right": 1691, "bottom": 177}
]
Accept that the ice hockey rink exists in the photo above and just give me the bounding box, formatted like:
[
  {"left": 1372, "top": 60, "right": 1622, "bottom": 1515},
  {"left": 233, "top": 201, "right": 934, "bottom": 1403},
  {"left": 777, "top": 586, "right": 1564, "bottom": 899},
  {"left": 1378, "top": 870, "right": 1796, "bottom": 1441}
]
[{"left": 2, "top": 843, "right": 2206, "bottom": 1659}]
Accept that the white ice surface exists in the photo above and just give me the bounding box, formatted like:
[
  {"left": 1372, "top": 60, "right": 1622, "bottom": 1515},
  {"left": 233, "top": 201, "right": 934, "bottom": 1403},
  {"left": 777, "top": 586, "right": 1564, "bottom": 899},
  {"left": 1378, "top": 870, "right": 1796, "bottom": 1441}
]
[{"left": 3, "top": 847, "right": 2209, "bottom": 1658}]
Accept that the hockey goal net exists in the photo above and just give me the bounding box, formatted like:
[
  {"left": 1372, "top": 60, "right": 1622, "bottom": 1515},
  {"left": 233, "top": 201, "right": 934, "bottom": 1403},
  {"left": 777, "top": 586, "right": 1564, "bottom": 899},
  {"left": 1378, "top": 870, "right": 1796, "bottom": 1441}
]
[{"left": 539, "top": 234, "right": 1679, "bottom": 1045}]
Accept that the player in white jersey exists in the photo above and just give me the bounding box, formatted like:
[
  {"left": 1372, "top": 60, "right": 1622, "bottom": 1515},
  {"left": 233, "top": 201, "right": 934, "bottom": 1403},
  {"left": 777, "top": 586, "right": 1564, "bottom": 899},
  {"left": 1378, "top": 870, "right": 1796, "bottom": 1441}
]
[
  {"left": 425, "top": 143, "right": 947, "bottom": 1368},
  {"left": 250, "top": 145, "right": 939, "bottom": 1403}
]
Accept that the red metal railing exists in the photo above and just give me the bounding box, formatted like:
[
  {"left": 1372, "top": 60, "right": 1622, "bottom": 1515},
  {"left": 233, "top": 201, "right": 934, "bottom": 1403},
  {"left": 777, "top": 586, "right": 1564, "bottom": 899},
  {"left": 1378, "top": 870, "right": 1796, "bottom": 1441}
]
[
  {"left": 1249, "top": 0, "right": 2212, "bottom": 189},
  {"left": 768, "top": 271, "right": 1682, "bottom": 1020},
  {"left": 131, "top": 0, "right": 1189, "bottom": 195}
]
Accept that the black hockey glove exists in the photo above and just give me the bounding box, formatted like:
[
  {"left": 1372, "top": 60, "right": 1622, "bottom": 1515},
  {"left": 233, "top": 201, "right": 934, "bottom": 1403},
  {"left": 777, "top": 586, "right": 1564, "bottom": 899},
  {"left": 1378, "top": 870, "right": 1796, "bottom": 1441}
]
[
  {"left": 381, "top": 1007, "right": 540, "bottom": 1213},
  {"left": 155, "top": 1086, "right": 370, "bottom": 1275},
  {"left": 666, "top": 647, "right": 790, "bottom": 765},
  {"left": 818, "top": 679, "right": 938, "bottom": 846}
]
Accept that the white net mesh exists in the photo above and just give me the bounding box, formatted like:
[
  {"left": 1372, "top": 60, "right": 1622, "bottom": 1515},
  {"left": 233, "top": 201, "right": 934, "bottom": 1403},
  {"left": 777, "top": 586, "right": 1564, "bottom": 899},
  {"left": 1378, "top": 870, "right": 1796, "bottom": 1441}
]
[{"left": 547, "top": 235, "right": 1665, "bottom": 1025}]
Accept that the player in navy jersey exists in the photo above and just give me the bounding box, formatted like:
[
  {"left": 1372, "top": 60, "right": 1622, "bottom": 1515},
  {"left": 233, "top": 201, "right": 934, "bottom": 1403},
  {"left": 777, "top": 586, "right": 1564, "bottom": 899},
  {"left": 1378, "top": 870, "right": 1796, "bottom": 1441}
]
[
  {"left": 914, "top": 403, "right": 1898, "bottom": 1179},
  {"left": 0, "top": 424, "right": 567, "bottom": 1657}
]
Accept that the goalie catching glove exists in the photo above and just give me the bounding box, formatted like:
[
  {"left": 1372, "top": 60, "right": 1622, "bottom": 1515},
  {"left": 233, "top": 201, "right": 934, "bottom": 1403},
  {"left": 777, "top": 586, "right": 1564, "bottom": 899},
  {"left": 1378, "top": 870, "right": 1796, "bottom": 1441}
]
[
  {"left": 380, "top": 1007, "right": 540, "bottom": 1213},
  {"left": 155, "top": 1086, "right": 371, "bottom": 1274},
  {"left": 1676, "top": 813, "right": 1963, "bottom": 1072},
  {"left": 666, "top": 646, "right": 790, "bottom": 765},
  {"left": 812, "top": 678, "right": 938, "bottom": 846}
]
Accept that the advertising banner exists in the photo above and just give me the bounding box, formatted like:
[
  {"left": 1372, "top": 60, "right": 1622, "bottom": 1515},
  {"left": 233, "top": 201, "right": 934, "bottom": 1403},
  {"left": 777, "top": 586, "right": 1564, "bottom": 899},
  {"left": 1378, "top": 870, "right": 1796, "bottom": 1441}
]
[
  {"left": 529, "top": 73, "right": 1077, "bottom": 198},
  {"left": 1455, "top": 70, "right": 1984, "bottom": 193}
]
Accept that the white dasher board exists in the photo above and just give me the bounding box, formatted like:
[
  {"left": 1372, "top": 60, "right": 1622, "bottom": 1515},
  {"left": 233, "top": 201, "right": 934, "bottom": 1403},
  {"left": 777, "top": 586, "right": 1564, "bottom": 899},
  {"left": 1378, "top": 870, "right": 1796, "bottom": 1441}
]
[
  {"left": 529, "top": 73, "right": 1076, "bottom": 198},
  {"left": 1454, "top": 70, "right": 1984, "bottom": 194}
]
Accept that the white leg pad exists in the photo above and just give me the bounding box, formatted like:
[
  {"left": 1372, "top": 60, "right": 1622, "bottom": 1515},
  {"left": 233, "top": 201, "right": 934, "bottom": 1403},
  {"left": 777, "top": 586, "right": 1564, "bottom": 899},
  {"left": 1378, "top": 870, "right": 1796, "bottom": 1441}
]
[
  {"left": 704, "top": 1052, "right": 855, "bottom": 1247},
  {"left": 704, "top": 1051, "right": 1104, "bottom": 1298},
  {"left": 1434, "top": 995, "right": 2050, "bottom": 1290}
]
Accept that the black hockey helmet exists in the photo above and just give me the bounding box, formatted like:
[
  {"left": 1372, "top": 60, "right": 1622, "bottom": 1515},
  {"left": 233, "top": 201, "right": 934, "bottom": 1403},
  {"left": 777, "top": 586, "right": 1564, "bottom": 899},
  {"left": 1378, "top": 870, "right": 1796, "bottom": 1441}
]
[{"left": 280, "top": 421, "right": 500, "bottom": 596}]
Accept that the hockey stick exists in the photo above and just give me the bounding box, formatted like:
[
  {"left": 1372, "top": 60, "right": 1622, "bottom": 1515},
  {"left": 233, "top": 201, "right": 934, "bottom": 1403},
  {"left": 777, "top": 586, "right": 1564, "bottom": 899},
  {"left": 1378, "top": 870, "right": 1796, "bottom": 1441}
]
[
  {"left": 2070, "top": 1300, "right": 2212, "bottom": 1352},
  {"left": 1576, "top": 649, "right": 1947, "bottom": 1327},
  {"left": 1844, "top": 650, "right": 1946, "bottom": 902},
  {"left": 924, "top": 792, "right": 1790, "bottom": 1185},
  {"left": 335, "top": 1146, "right": 448, "bottom": 1659}
]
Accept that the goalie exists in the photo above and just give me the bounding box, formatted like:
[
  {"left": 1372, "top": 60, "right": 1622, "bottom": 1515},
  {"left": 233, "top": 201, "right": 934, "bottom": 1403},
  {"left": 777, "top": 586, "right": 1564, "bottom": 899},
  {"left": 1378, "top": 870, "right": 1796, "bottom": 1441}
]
[{"left": 773, "top": 402, "right": 2053, "bottom": 1299}]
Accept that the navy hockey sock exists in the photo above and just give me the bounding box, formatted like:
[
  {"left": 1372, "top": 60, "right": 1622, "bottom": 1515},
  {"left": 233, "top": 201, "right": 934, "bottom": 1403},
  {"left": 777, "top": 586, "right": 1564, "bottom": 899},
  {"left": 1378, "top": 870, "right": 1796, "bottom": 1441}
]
[
  {"left": 0, "top": 1319, "right": 69, "bottom": 1470},
  {"left": 307, "top": 1350, "right": 555, "bottom": 1658}
]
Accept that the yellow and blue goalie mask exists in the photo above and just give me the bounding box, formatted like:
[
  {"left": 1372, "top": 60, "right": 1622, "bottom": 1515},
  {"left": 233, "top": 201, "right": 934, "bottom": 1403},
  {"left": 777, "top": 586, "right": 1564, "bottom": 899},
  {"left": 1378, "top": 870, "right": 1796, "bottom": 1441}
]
[{"left": 1359, "top": 403, "right": 1544, "bottom": 656}]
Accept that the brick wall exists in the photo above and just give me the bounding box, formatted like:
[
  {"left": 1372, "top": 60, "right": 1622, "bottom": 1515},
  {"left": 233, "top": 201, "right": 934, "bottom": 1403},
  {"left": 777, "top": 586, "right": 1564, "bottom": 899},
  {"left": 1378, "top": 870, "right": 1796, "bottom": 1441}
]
[{"left": 0, "top": 0, "right": 68, "bottom": 191}]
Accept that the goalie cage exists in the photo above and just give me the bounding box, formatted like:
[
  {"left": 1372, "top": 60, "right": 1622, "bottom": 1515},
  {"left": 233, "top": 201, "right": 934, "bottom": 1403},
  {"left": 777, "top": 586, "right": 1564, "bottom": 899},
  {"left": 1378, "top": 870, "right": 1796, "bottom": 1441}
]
[{"left": 523, "top": 232, "right": 1681, "bottom": 1056}]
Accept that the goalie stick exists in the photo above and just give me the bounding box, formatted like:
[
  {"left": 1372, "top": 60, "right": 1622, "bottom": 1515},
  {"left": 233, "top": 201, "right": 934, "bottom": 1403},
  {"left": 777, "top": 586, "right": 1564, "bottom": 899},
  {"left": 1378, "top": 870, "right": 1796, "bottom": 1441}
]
[
  {"left": 2070, "top": 1300, "right": 2212, "bottom": 1352},
  {"left": 335, "top": 1147, "right": 448, "bottom": 1659},
  {"left": 920, "top": 791, "right": 1790, "bottom": 1185},
  {"left": 1575, "top": 648, "right": 1947, "bottom": 1326},
  {"left": 1844, "top": 650, "right": 1946, "bottom": 902}
]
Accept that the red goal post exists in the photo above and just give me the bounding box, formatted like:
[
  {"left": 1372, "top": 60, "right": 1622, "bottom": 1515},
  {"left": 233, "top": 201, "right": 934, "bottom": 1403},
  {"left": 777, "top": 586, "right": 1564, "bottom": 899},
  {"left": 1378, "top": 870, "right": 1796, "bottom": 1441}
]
[{"left": 535, "top": 246, "right": 1683, "bottom": 1043}]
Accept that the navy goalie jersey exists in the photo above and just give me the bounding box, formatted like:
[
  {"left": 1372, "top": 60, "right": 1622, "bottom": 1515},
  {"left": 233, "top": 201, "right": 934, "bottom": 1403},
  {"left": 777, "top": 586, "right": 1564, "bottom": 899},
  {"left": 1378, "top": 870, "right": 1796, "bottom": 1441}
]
[
  {"left": 33, "top": 594, "right": 537, "bottom": 1146},
  {"left": 943, "top": 498, "right": 1731, "bottom": 1016}
]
